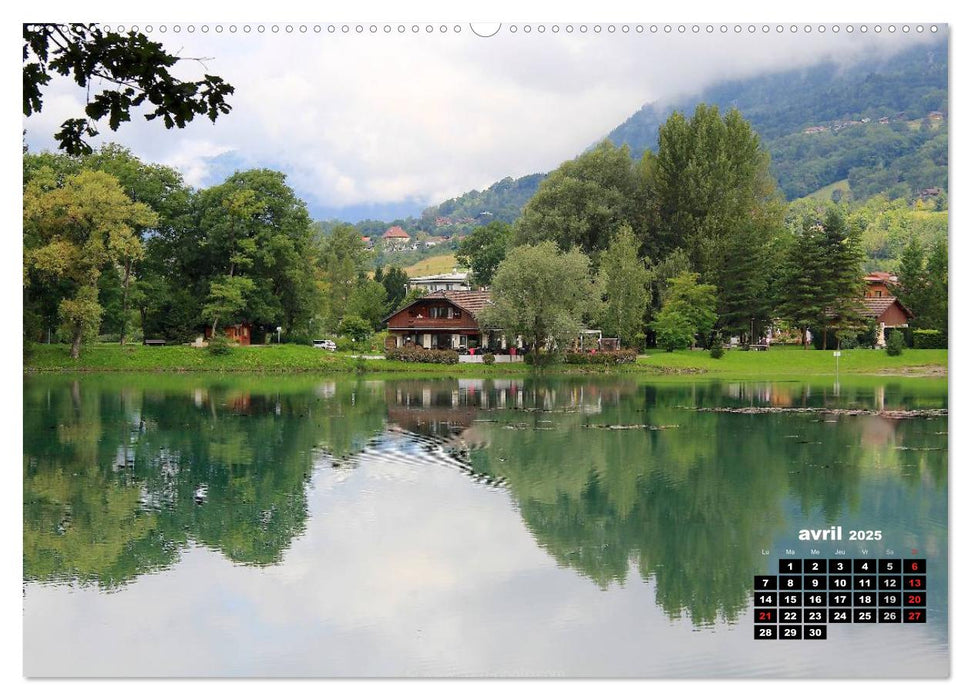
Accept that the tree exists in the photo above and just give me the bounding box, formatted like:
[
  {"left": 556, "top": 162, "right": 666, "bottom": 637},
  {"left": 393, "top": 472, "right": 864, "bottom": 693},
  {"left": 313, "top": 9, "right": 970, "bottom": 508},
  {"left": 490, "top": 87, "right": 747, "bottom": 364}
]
[
  {"left": 192, "top": 170, "right": 319, "bottom": 337},
  {"left": 479, "top": 242, "right": 597, "bottom": 355},
  {"left": 381, "top": 266, "right": 410, "bottom": 311},
  {"left": 652, "top": 309, "right": 696, "bottom": 352},
  {"left": 893, "top": 235, "right": 947, "bottom": 336},
  {"left": 514, "top": 141, "right": 646, "bottom": 260},
  {"left": 776, "top": 207, "right": 865, "bottom": 348},
  {"left": 650, "top": 272, "right": 718, "bottom": 349},
  {"left": 597, "top": 225, "right": 652, "bottom": 346},
  {"left": 23, "top": 24, "right": 234, "bottom": 155},
  {"left": 81, "top": 144, "right": 191, "bottom": 343},
  {"left": 776, "top": 217, "right": 827, "bottom": 348},
  {"left": 817, "top": 208, "right": 866, "bottom": 348},
  {"left": 317, "top": 224, "right": 370, "bottom": 331},
  {"left": 23, "top": 169, "right": 157, "bottom": 357},
  {"left": 456, "top": 221, "right": 513, "bottom": 287},
  {"left": 650, "top": 105, "right": 784, "bottom": 296},
  {"left": 347, "top": 279, "right": 389, "bottom": 330},
  {"left": 339, "top": 315, "right": 373, "bottom": 344}
]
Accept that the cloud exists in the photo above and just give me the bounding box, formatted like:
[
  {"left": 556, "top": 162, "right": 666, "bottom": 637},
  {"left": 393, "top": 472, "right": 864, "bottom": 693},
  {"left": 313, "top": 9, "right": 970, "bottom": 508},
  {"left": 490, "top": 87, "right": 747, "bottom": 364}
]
[{"left": 22, "top": 26, "right": 943, "bottom": 219}]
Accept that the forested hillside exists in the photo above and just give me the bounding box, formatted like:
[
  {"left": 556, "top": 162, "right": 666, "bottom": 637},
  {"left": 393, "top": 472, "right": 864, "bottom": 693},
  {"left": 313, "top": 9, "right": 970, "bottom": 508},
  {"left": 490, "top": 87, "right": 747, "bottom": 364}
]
[
  {"left": 607, "top": 39, "right": 947, "bottom": 200},
  {"left": 316, "top": 39, "right": 946, "bottom": 250}
]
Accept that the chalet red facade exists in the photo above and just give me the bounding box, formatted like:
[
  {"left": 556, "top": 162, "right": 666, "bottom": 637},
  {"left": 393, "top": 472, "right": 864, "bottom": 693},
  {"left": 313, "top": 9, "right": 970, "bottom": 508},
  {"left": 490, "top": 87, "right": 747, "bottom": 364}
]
[
  {"left": 204, "top": 322, "right": 253, "bottom": 346},
  {"left": 860, "top": 272, "right": 914, "bottom": 346},
  {"left": 384, "top": 290, "right": 496, "bottom": 351},
  {"left": 864, "top": 272, "right": 896, "bottom": 299}
]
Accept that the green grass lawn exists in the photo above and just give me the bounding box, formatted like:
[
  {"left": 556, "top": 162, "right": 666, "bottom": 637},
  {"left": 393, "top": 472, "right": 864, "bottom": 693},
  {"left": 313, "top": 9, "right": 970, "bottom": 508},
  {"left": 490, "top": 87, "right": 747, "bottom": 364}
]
[
  {"left": 25, "top": 342, "right": 946, "bottom": 377},
  {"left": 637, "top": 345, "right": 946, "bottom": 377},
  {"left": 403, "top": 254, "right": 462, "bottom": 277}
]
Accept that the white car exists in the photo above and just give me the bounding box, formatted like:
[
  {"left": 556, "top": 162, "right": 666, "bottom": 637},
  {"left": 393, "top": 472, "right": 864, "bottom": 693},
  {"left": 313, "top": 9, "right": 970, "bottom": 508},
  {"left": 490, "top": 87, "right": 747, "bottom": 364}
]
[{"left": 313, "top": 339, "right": 337, "bottom": 351}]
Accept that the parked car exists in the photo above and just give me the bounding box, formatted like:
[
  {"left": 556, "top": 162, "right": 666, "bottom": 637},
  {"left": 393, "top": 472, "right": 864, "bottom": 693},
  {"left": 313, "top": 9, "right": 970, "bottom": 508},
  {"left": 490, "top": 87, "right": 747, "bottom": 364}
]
[{"left": 312, "top": 339, "right": 337, "bottom": 351}]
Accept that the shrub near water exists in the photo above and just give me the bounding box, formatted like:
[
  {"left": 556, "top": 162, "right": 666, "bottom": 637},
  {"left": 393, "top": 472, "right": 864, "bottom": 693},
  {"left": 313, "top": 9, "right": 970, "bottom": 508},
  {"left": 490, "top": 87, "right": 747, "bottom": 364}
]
[
  {"left": 385, "top": 346, "right": 459, "bottom": 364},
  {"left": 207, "top": 333, "right": 233, "bottom": 356},
  {"left": 563, "top": 349, "right": 637, "bottom": 365},
  {"left": 886, "top": 330, "right": 905, "bottom": 356}
]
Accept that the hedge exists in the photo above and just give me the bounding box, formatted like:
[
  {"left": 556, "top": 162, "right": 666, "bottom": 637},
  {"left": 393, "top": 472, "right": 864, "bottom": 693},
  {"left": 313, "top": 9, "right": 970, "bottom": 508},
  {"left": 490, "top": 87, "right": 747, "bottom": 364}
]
[
  {"left": 912, "top": 329, "right": 947, "bottom": 349},
  {"left": 563, "top": 349, "right": 637, "bottom": 365},
  {"left": 385, "top": 346, "right": 459, "bottom": 364}
]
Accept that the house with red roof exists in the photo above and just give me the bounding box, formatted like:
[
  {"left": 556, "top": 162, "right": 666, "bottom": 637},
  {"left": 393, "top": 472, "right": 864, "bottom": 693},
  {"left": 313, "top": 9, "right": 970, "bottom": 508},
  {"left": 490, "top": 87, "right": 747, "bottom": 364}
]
[
  {"left": 384, "top": 290, "right": 500, "bottom": 352},
  {"left": 861, "top": 272, "right": 914, "bottom": 346},
  {"left": 382, "top": 225, "right": 411, "bottom": 251}
]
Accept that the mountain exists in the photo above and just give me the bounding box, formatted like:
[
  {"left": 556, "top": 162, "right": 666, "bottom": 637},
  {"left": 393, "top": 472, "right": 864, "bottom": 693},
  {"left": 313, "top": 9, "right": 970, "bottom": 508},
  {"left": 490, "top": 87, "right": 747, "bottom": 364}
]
[
  {"left": 322, "top": 38, "right": 947, "bottom": 236},
  {"left": 606, "top": 38, "right": 948, "bottom": 200}
]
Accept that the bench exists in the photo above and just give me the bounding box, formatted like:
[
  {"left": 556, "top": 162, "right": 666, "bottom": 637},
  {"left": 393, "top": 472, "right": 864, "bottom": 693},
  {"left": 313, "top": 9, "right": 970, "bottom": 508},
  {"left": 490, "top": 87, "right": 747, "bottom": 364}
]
[
  {"left": 747, "top": 343, "right": 769, "bottom": 352},
  {"left": 143, "top": 339, "right": 166, "bottom": 346}
]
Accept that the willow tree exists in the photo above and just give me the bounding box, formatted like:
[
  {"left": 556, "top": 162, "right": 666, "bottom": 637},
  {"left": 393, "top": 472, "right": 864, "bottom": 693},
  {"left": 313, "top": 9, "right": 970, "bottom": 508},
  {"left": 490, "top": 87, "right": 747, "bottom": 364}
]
[
  {"left": 24, "top": 168, "right": 157, "bottom": 357},
  {"left": 479, "top": 241, "right": 597, "bottom": 355}
]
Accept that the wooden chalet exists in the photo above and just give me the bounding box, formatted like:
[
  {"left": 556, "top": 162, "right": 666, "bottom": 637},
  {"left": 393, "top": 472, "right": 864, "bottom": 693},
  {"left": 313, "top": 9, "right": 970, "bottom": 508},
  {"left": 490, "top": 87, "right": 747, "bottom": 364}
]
[
  {"left": 204, "top": 322, "right": 253, "bottom": 346},
  {"left": 384, "top": 290, "right": 496, "bottom": 351},
  {"left": 861, "top": 272, "right": 914, "bottom": 346}
]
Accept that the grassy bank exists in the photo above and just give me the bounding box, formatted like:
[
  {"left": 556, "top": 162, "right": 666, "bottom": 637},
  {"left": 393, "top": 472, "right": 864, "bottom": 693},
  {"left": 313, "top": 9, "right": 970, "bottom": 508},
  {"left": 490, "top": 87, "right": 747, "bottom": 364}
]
[
  {"left": 25, "top": 343, "right": 946, "bottom": 377},
  {"left": 636, "top": 345, "right": 947, "bottom": 377}
]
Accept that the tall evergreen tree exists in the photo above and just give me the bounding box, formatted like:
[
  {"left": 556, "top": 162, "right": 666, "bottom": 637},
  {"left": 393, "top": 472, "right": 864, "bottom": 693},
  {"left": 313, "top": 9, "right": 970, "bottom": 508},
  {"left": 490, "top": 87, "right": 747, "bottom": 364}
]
[{"left": 776, "top": 217, "right": 828, "bottom": 348}]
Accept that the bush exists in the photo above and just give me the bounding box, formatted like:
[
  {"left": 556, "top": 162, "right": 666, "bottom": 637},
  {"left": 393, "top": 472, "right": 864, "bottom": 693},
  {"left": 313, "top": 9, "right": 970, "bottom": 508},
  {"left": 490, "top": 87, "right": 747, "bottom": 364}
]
[
  {"left": 338, "top": 315, "right": 373, "bottom": 344},
  {"left": 563, "top": 349, "right": 637, "bottom": 365},
  {"left": 652, "top": 309, "right": 694, "bottom": 352},
  {"left": 886, "top": 330, "right": 905, "bottom": 356},
  {"left": 912, "top": 329, "right": 946, "bottom": 349},
  {"left": 385, "top": 346, "right": 459, "bottom": 364},
  {"left": 207, "top": 333, "right": 233, "bottom": 356},
  {"left": 835, "top": 330, "right": 858, "bottom": 350},
  {"left": 284, "top": 332, "right": 313, "bottom": 345},
  {"left": 483, "top": 353, "right": 496, "bottom": 365},
  {"left": 709, "top": 333, "right": 725, "bottom": 359}
]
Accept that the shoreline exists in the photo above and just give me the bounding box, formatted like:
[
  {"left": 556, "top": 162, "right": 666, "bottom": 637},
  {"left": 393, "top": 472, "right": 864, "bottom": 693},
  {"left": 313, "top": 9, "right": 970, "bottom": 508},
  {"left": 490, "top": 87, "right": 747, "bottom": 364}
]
[{"left": 23, "top": 344, "right": 948, "bottom": 379}]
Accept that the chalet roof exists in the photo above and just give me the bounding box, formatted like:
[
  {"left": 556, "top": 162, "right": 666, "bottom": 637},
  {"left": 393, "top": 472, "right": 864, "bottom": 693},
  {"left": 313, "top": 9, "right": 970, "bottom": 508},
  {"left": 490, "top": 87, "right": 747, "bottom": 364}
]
[
  {"left": 860, "top": 297, "right": 914, "bottom": 320},
  {"left": 864, "top": 271, "right": 894, "bottom": 282},
  {"left": 425, "top": 290, "right": 492, "bottom": 317},
  {"left": 383, "top": 225, "right": 410, "bottom": 239},
  {"left": 383, "top": 289, "right": 492, "bottom": 324}
]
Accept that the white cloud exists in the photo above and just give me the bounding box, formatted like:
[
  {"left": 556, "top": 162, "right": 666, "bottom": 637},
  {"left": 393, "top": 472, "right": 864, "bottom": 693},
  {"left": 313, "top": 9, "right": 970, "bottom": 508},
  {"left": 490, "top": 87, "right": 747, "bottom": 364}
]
[{"left": 22, "top": 25, "right": 943, "bottom": 216}]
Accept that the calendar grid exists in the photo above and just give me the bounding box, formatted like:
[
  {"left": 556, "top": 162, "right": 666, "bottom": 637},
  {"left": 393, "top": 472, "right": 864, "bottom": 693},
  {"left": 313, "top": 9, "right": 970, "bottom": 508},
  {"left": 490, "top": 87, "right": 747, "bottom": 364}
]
[{"left": 754, "top": 558, "right": 926, "bottom": 639}]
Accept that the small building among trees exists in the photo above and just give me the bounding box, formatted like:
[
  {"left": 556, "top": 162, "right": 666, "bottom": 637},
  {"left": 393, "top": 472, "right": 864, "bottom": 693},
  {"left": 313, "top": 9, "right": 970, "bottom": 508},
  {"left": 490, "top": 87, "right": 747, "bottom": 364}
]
[
  {"left": 861, "top": 271, "right": 914, "bottom": 346},
  {"left": 407, "top": 272, "right": 471, "bottom": 293},
  {"left": 204, "top": 322, "right": 253, "bottom": 346},
  {"left": 382, "top": 225, "right": 411, "bottom": 251}
]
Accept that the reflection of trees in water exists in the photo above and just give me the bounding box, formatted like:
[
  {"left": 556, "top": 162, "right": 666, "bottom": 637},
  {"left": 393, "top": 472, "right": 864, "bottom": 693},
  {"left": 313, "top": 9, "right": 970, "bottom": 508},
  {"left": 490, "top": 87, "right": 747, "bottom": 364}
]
[
  {"left": 24, "top": 375, "right": 946, "bottom": 621},
  {"left": 459, "top": 380, "right": 946, "bottom": 626},
  {"left": 23, "top": 377, "right": 387, "bottom": 589}
]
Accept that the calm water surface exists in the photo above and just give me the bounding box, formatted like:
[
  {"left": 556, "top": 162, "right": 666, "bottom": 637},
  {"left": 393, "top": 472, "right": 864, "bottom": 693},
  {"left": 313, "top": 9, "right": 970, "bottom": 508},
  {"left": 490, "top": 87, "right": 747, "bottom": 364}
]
[{"left": 23, "top": 374, "right": 948, "bottom": 677}]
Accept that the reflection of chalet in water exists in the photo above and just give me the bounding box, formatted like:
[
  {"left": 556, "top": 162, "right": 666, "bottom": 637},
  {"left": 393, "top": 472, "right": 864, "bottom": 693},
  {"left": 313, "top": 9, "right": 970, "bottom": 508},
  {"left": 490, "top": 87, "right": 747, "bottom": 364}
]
[{"left": 385, "top": 379, "right": 634, "bottom": 442}]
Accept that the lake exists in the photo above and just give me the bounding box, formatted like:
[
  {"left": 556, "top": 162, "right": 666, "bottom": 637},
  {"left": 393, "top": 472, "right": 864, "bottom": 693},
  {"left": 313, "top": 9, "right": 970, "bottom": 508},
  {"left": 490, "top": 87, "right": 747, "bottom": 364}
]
[{"left": 22, "top": 373, "right": 948, "bottom": 677}]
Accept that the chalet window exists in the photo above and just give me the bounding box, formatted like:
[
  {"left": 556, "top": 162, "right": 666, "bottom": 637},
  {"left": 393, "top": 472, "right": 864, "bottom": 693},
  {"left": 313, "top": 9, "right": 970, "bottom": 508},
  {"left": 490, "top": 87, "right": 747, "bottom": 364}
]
[{"left": 876, "top": 291, "right": 883, "bottom": 297}]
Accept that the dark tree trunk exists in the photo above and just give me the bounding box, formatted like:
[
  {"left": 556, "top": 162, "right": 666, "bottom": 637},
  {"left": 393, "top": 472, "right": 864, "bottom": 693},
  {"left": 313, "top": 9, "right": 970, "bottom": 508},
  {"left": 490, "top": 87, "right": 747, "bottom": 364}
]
[{"left": 119, "top": 259, "right": 132, "bottom": 345}]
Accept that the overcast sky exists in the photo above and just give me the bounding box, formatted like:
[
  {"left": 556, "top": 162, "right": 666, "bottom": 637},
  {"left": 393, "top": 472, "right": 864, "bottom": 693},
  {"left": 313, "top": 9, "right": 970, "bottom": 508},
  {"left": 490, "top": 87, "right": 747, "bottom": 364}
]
[{"left": 23, "top": 23, "right": 943, "bottom": 221}]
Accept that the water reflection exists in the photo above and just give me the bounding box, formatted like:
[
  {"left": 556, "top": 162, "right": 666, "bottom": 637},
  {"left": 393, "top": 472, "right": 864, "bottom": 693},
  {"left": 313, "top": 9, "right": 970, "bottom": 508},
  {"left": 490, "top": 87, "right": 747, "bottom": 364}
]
[{"left": 24, "top": 375, "right": 946, "bottom": 635}]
